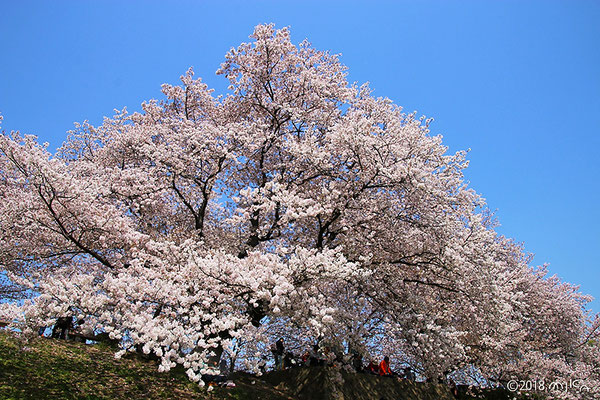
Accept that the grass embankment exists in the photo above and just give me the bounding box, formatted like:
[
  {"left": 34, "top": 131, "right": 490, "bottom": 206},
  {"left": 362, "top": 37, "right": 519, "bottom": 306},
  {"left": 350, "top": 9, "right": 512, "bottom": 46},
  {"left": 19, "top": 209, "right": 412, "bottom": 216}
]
[
  {"left": 0, "top": 331, "right": 287, "bottom": 400},
  {"left": 0, "top": 331, "right": 538, "bottom": 400}
]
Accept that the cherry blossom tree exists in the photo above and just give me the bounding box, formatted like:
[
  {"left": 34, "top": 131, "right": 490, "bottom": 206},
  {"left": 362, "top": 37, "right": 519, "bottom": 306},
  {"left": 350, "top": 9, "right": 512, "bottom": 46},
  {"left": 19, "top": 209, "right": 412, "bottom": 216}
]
[{"left": 1, "top": 25, "right": 598, "bottom": 396}]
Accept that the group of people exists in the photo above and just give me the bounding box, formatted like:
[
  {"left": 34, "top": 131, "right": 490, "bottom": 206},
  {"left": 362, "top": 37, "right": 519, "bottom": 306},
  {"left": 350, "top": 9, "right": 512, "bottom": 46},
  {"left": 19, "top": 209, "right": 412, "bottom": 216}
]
[
  {"left": 365, "top": 356, "right": 392, "bottom": 376},
  {"left": 271, "top": 339, "right": 339, "bottom": 370},
  {"left": 270, "top": 339, "right": 416, "bottom": 380},
  {"left": 362, "top": 356, "right": 415, "bottom": 380},
  {"left": 38, "top": 316, "right": 87, "bottom": 341}
]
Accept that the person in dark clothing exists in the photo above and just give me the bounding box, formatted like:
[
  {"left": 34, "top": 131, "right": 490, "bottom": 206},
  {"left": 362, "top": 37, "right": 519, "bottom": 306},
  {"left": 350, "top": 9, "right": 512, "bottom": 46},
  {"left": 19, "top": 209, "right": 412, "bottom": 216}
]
[
  {"left": 272, "top": 338, "right": 285, "bottom": 370},
  {"left": 308, "top": 344, "right": 323, "bottom": 366},
  {"left": 352, "top": 351, "right": 363, "bottom": 372},
  {"left": 51, "top": 316, "right": 73, "bottom": 339}
]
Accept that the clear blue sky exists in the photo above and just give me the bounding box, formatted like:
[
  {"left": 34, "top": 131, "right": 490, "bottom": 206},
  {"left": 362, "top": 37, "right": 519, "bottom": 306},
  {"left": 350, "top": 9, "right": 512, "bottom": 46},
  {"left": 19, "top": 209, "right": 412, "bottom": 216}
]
[{"left": 1, "top": 1, "right": 599, "bottom": 312}]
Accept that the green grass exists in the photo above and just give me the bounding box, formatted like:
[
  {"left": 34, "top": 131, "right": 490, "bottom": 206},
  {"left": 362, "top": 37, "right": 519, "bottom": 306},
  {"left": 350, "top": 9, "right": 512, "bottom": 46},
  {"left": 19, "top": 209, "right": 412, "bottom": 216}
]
[
  {"left": 0, "top": 331, "right": 543, "bottom": 400},
  {"left": 0, "top": 331, "right": 210, "bottom": 399}
]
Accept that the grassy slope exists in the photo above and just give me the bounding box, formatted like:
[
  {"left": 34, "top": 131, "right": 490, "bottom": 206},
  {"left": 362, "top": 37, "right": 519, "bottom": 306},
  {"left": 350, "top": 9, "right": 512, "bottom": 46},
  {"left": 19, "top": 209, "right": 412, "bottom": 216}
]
[
  {"left": 0, "top": 332, "right": 289, "bottom": 400},
  {"left": 0, "top": 332, "right": 536, "bottom": 400}
]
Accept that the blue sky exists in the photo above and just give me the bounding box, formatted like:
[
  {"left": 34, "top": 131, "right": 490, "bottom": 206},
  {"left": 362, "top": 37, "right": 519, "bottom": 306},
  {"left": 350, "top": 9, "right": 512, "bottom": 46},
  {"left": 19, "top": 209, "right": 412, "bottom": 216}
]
[{"left": 1, "top": 1, "right": 598, "bottom": 312}]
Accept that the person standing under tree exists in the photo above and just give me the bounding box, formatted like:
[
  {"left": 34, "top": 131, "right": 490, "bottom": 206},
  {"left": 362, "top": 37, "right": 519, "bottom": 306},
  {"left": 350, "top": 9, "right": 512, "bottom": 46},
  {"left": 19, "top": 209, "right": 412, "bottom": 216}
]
[
  {"left": 379, "top": 356, "right": 393, "bottom": 376},
  {"left": 271, "top": 338, "right": 285, "bottom": 370}
]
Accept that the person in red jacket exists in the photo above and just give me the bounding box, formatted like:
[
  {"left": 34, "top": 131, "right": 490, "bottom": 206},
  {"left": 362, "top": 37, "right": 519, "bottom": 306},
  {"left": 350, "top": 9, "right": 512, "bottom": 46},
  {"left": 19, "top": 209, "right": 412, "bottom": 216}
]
[{"left": 379, "top": 356, "right": 393, "bottom": 376}]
